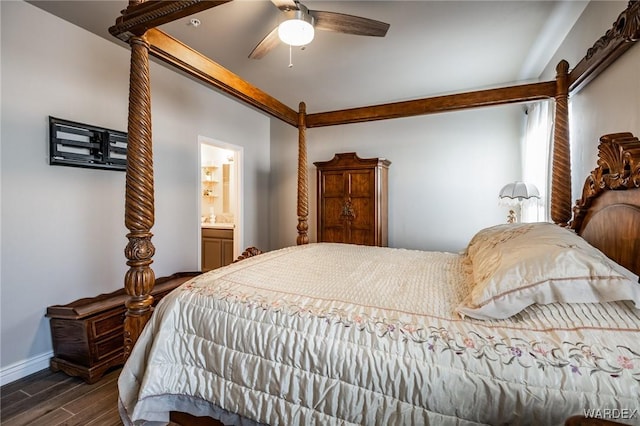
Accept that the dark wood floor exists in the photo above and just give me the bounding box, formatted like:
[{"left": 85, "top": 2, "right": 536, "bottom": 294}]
[
  {"left": 1, "top": 369, "right": 610, "bottom": 426},
  {"left": 0, "top": 367, "right": 123, "bottom": 426}
]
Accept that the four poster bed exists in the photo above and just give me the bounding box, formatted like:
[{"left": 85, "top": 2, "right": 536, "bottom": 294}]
[{"left": 109, "top": 1, "right": 640, "bottom": 425}]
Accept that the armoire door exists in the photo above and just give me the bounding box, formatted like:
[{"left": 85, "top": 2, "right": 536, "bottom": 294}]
[
  {"left": 318, "top": 170, "right": 348, "bottom": 243},
  {"left": 345, "top": 169, "right": 375, "bottom": 245}
]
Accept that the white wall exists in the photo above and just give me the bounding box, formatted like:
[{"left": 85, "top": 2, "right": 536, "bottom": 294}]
[
  {"left": 541, "top": 1, "right": 640, "bottom": 202},
  {"left": 0, "top": 1, "right": 269, "bottom": 379},
  {"left": 270, "top": 104, "right": 523, "bottom": 252}
]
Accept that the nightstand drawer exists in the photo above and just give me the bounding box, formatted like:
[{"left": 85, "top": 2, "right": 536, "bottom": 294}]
[
  {"left": 94, "top": 333, "right": 125, "bottom": 361},
  {"left": 91, "top": 309, "right": 125, "bottom": 340}
]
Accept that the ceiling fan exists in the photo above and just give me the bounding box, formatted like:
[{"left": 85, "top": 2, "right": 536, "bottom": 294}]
[{"left": 249, "top": 0, "right": 390, "bottom": 59}]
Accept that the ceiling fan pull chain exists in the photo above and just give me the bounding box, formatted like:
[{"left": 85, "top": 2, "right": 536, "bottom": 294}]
[{"left": 288, "top": 44, "right": 293, "bottom": 68}]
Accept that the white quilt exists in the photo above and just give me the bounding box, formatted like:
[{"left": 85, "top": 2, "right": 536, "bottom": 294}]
[{"left": 119, "top": 243, "right": 640, "bottom": 425}]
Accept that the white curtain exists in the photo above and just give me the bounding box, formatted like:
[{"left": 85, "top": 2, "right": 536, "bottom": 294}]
[{"left": 521, "top": 100, "right": 554, "bottom": 222}]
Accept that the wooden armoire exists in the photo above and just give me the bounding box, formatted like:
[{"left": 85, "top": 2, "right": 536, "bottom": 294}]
[{"left": 314, "top": 153, "right": 391, "bottom": 246}]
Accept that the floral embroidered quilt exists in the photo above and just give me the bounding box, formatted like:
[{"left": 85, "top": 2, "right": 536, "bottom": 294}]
[{"left": 119, "top": 243, "right": 640, "bottom": 425}]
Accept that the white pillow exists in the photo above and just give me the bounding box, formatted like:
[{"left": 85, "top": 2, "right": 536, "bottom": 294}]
[{"left": 456, "top": 222, "right": 640, "bottom": 320}]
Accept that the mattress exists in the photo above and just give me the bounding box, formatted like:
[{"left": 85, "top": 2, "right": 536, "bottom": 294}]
[{"left": 118, "top": 243, "right": 640, "bottom": 425}]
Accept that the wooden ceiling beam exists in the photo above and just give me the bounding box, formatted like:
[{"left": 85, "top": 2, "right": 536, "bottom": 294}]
[
  {"left": 142, "top": 28, "right": 555, "bottom": 129},
  {"left": 569, "top": 0, "right": 639, "bottom": 94},
  {"left": 146, "top": 29, "right": 298, "bottom": 126},
  {"left": 109, "top": 1, "right": 231, "bottom": 41},
  {"left": 305, "top": 81, "right": 557, "bottom": 128}
]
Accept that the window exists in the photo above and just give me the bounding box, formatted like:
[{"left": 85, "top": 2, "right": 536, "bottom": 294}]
[{"left": 521, "top": 101, "right": 553, "bottom": 222}]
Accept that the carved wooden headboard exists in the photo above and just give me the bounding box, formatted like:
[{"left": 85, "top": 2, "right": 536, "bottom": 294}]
[{"left": 570, "top": 133, "right": 640, "bottom": 278}]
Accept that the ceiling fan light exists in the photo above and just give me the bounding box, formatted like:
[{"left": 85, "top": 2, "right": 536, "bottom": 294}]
[{"left": 278, "top": 11, "right": 315, "bottom": 46}]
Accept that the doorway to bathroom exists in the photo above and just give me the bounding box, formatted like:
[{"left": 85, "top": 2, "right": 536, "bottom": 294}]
[{"left": 198, "top": 136, "right": 243, "bottom": 271}]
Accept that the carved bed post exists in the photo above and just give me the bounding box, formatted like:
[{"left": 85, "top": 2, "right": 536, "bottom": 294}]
[
  {"left": 551, "top": 59, "right": 572, "bottom": 226},
  {"left": 297, "top": 102, "right": 309, "bottom": 245},
  {"left": 123, "top": 29, "right": 156, "bottom": 358}
]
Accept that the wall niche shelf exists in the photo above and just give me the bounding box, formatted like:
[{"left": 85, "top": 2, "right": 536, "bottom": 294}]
[
  {"left": 202, "top": 165, "right": 218, "bottom": 177},
  {"left": 202, "top": 165, "right": 219, "bottom": 199}
]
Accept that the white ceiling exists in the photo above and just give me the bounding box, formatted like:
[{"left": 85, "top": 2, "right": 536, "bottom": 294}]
[{"left": 28, "top": 0, "right": 589, "bottom": 114}]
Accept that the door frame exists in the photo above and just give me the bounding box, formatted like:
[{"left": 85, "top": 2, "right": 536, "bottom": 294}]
[{"left": 197, "top": 135, "right": 244, "bottom": 268}]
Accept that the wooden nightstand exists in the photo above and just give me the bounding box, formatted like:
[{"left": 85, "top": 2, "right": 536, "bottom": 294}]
[{"left": 46, "top": 272, "right": 200, "bottom": 383}]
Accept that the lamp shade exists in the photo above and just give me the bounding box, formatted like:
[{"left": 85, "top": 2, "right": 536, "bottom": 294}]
[
  {"left": 278, "top": 10, "right": 315, "bottom": 46},
  {"left": 498, "top": 181, "right": 540, "bottom": 200}
]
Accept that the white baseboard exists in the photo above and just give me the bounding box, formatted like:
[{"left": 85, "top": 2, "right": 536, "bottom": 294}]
[{"left": 0, "top": 351, "right": 53, "bottom": 386}]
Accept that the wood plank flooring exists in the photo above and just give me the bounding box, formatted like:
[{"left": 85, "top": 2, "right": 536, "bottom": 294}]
[{"left": 1, "top": 367, "right": 123, "bottom": 426}]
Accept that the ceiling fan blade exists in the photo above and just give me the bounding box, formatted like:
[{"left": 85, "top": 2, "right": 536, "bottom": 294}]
[
  {"left": 309, "top": 10, "right": 390, "bottom": 37},
  {"left": 248, "top": 26, "right": 281, "bottom": 59},
  {"left": 270, "top": 0, "right": 299, "bottom": 12}
]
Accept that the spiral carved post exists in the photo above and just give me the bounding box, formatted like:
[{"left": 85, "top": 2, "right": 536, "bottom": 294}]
[
  {"left": 551, "top": 60, "right": 572, "bottom": 226},
  {"left": 123, "top": 34, "right": 156, "bottom": 359},
  {"left": 297, "top": 102, "right": 309, "bottom": 245}
]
